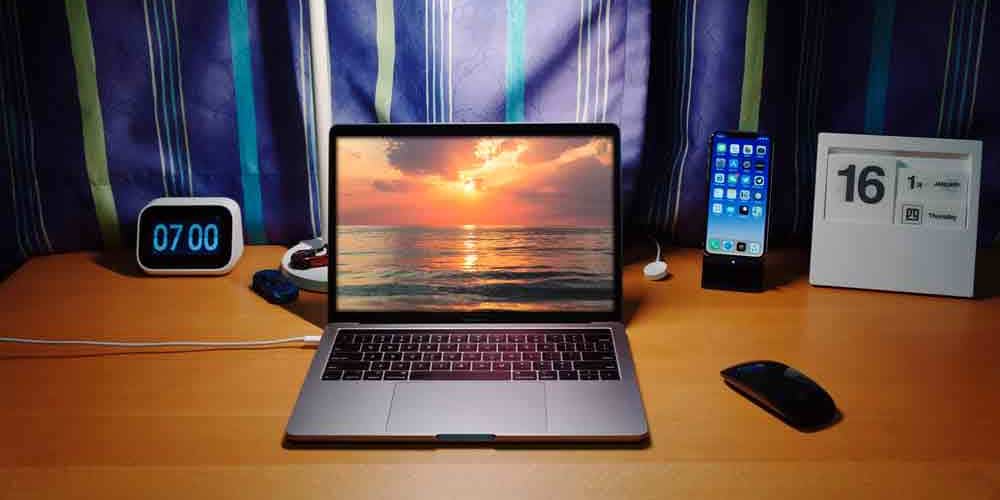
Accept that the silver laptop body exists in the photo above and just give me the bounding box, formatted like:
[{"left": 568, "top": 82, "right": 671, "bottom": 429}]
[{"left": 286, "top": 123, "right": 648, "bottom": 442}]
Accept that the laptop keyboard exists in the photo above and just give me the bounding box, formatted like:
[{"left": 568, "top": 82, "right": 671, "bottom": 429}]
[{"left": 322, "top": 329, "right": 620, "bottom": 382}]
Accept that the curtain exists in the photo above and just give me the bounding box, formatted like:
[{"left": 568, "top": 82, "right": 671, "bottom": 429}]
[
  {"left": 636, "top": 0, "right": 999, "bottom": 247},
  {"left": 2, "top": 0, "right": 998, "bottom": 278},
  {"left": 0, "top": 0, "right": 651, "bottom": 277}
]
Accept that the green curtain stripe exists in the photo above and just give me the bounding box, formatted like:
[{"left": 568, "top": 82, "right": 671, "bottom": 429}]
[
  {"left": 65, "top": 0, "right": 121, "bottom": 248},
  {"left": 505, "top": 0, "right": 525, "bottom": 122},
  {"left": 227, "top": 0, "right": 267, "bottom": 244},
  {"left": 738, "top": 0, "right": 767, "bottom": 132},
  {"left": 374, "top": 0, "right": 396, "bottom": 123}
]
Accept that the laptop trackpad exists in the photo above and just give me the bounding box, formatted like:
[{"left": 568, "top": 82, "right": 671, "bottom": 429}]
[{"left": 386, "top": 383, "right": 547, "bottom": 435}]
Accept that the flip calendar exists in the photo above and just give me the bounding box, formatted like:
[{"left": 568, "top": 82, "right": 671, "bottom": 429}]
[{"left": 810, "top": 133, "right": 982, "bottom": 297}]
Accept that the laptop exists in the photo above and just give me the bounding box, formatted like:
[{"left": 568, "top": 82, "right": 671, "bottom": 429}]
[{"left": 285, "top": 123, "right": 648, "bottom": 442}]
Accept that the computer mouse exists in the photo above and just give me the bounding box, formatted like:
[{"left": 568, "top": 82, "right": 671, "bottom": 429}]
[
  {"left": 252, "top": 269, "right": 299, "bottom": 304},
  {"left": 721, "top": 360, "right": 838, "bottom": 431}
]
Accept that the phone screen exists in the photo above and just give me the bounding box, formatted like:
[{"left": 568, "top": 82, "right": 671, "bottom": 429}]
[{"left": 705, "top": 132, "right": 771, "bottom": 257}]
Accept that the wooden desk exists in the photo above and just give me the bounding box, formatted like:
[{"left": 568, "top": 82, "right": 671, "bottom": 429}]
[{"left": 1, "top": 247, "right": 997, "bottom": 499}]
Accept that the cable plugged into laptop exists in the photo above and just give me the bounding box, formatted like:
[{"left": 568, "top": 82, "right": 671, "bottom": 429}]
[{"left": 0, "top": 335, "right": 322, "bottom": 348}]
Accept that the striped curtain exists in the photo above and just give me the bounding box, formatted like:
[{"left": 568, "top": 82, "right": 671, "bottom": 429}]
[
  {"left": 3, "top": 1, "right": 999, "bottom": 278},
  {"left": 0, "top": 0, "right": 652, "bottom": 276},
  {"left": 636, "top": 0, "right": 999, "bottom": 247}
]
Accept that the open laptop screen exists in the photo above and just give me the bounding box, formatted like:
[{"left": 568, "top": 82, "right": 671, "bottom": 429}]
[{"left": 334, "top": 130, "right": 616, "bottom": 313}]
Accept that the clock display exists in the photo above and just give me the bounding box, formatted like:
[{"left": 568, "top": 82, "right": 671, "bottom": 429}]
[
  {"left": 151, "top": 221, "right": 221, "bottom": 254},
  {"left": 137, "top": 205, "right": 234, "bottom": 269}
]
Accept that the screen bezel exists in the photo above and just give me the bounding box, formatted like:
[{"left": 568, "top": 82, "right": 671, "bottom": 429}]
[
  {"left": 705, "top": 130, "right": 773, "bottom": 260},
  {"left": 136, "top": 205, "right": 234, "bottom": 269},
  {"left": 328, "top": 123, "right": 623, "bottom": 324}
]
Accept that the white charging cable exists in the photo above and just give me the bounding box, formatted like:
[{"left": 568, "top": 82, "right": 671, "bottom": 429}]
[{"left": 0, "top": 335, "right": 322, "bottom": 348}]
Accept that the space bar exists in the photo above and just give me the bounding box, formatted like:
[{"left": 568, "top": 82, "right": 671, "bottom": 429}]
[{"left": 408, "top": 371, "right": 511, "bottom": 381}]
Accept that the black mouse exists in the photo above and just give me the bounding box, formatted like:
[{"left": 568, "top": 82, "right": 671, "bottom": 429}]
[{"left": 721, "top": 360, "right": 839, "bottom": 431}]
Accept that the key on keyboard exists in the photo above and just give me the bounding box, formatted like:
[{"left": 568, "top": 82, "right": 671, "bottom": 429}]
[{"left": 322, "top": 329, "right": 620, "bottom": 382}]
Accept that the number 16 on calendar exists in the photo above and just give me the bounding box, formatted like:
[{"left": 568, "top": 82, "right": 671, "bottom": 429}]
[{"left": 825, "top": 152, "right": 970, "bottom": 228}]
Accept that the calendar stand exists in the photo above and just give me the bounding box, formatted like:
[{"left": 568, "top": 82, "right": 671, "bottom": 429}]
[{"left": 809, "top": 133, "right": 982, "bottom": 297}]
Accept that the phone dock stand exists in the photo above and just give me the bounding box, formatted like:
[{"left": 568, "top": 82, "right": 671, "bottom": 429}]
[{"left": 701, "top": 253, "right": 765, "bottom": 292}]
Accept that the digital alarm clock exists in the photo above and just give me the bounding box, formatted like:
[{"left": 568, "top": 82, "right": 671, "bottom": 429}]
[{"left": 136, "top": 197, "right": 244, "bottom": 275}]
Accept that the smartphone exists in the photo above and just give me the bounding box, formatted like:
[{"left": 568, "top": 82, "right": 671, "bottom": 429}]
[{"left": 704, "top": 131, "right": 773, "bottom": 259}]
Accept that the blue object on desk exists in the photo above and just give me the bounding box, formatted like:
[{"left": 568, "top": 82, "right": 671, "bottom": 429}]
[{"left": 252, "top": 270, "right": 299, "bottom": 304}]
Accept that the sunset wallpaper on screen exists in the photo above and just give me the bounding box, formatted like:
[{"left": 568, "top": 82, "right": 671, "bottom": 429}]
[{"left": 335, "top": 135, "right": 615, "bottom": 312}]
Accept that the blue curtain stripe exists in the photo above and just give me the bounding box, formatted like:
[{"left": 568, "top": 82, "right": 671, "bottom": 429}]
[
  {"left": 862, "top": 0, "right": 896, "bottom": 134},
  {"left": 227, "top": 0, "right": 267, "bottom": 244}
]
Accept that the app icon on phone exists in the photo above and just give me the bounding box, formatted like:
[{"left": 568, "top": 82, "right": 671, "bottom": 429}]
[
  {"left": 739, "top": 190, "right": 750, "bottom": 201},
  {"left": 713, "top": 188, "right": 724, "bottom": 199},
  {"left": 755, "top": 145, "right": 767, "bottom": 156},
  {"left": 742, "top": 160, "right": 751, "bottom": 170},
  {"left": 753, "top": 191, "right": 763, "bottom": 201},
  {"left": 751, "top": 206, "right": 763, "bottom": 217},
  {"left": 755, "top": 162, "right": 765, "bottom": 170},
  {"left": 726, "top": 189, "right": 737, "bottom": 200},
  {"left": 727, "top": 173, "right": 739, "bottom": 185},
  {"left": 722, "top": 240, "right": 734, "bottom": 251},
  {"left": 709, "top": 239, "right": 721, "bottom": 250},
  {"left": 753, "top": 175, "right": 765, "bottom": 186},
  {"left": 728, "top": 158, "right": 740, "bottom": 169},
  {"left": 749, "top": 242, "right": 761, "bottom": 254},
  {"left": 740, "top": 175, "right": 751, "bottom": 186},
  {"left": 730, "top": 144, "right": 740, "bottom": 155},
  {"left": 742, "top": 145, "right": 753, "bottom": 156},
  {"left": 739, "top": 205, "right": 749, "bottom": 216},
  {"left": 714, "top": 173, "right": 725, "bottom": 184},
  {"left": 715, "top": 158, "right": 726, "bottom": 168},
  {"left": 716, "top": 143, "right": 727, "bottom": 153},
  {"left": 711, "top": 203, "right": 723, "bottom": 214},
  {"left": 736, "top": 242, "right": 747, "bottom": 252}
]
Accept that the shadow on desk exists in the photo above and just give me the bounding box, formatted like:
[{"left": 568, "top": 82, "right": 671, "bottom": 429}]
[
  {"left": 765, "top": 248, "right": 810, "bottom": 290},
  {"left": 976, "top": 249, "right": 1000, "bottom": 298},
  {"left": 93, "top": 251, "right": 145, "bottom": 278},
  {"left": 281, "top": 296, "right": 327, "bottom": 328},
  {"left": 282, "top": 436, "right": 651, "bottom": 451}
]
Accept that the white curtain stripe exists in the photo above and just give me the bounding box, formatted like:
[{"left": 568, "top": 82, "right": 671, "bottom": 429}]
[
  {"left": 967, "top": 0, "right": 988, "bottom": 136},
  {"left": 151, "top": 0, "right": 179, "bottom": 195},
  {"left": 438, "top": 0, "right": 445, "bottom": 121},
  {"left": 575, "top": 0, "right": 584, "bottom": 121},
  {"left": 602, "top": 0, "right": 611, "bottom": 122},
  {"left": 11, "top": 6, "right": 51, "bottom": 251},
  {"left": 169, "top": 0, "right": 193, "bottom": 195},
  {"left": 448, "top": 0, "right": 453, "bottom": 121},
  {"left": 937, "top": 0, "right": 958, "bottom": 136},
  {"left": 141, "top": 0, "right": 169, "bottom": 196},
  {"left": 594, "top": 0, "right": 607, "bottom": 121},
  {"left": 298, "top": 0, "right": 317, "bottom": 235},
  {"left": 0, "top": 26, "right": 26, "bottom": 256},
  {"left": 424, "top": 0, "right": 429, "bottom": 122},
  {"left": 582, "top": 0, "right": 592, "bottom": 122},
  {"left": 431, "top": 0, "right": 437, "bottom": 122},
  {"left": 670, "top": 0, "right": 697, "bottom": 236}
]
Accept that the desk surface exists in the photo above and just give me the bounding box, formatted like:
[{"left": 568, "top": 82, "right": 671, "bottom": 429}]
[{"left": 1, "top": 247, "right": 998, "bottom": 499}]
